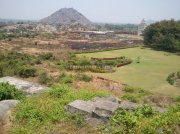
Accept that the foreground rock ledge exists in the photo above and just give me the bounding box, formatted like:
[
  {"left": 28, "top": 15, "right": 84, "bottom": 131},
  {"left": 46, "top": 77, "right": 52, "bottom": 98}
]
[
  {"left": 65, "top": 96, "right": 141, "bottom": 124},
  {"left": 0, "top": 76, "right": 49, "bottom": 95}
]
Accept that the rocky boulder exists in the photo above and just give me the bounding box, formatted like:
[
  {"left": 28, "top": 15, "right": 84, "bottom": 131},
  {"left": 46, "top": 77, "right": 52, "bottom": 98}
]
[
  {"left": 93, "top": 100, "right": 120, "bottom": 118},
  {"left": 65, "top": 100, "right": 95, "bottom": 117},
  {"left": 0, "top": 77, "right": 49, "bottom": 95},
  {"left": 65, "top": 96, "right": 123, "bottom": 123},
  {"left": 66, "top": 96, "right": 166, "bottom": 125}
]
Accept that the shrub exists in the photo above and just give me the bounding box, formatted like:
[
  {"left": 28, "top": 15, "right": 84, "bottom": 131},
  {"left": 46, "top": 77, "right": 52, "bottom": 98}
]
[
  {"left": 166, "top": 72, "right": 176, "bottom": 85},
  {"left": 38, "top": 53, "right": 54, "bottom": 60},
  {"left": 16, "top": 65, "right": 36, "bottom": 78},
  {"left": 62, "top": 75, "right": 74, "bottom": 84},
  {"left": 68, "top": 113, "right": 85, "bottom": 127},
  {"left": 175, "top": 96, "right": 180, "bottom": 102},
  {"left": 75, "top": 73, "right": 92, "bottom": 82},
  {"left": 169, "top": 72, "right": 175, "bottom": 77},
  {"left": 34, "top": 58, "right": 42, "bottom": 64},
  {"left": 0, "top": 82, "right": 25, "bottom": 101},
  {"left": 48, "top": 84, "right": 70, "bottom": 98},
  {"left": 121, "top": 94, "right": 138, "bottom": 102},
  {"left": 0, "top": 66, "right": 3, "bottom": 77},
  {"left": 0, "top": 51, "right": 37, "bottom": 77},
  {"left": 123, "top": 86, "right": 135, "bottom": 93},
  {"left": 177, "top": 71, "right": 180, "bottom": 79},
  {"left": 134, "top": 105, "right": 158, "bottom": 118},
  {"left": 166, "top": 71, "right": 180, "bottom": 85},
  {"left": 58, "top": 73, "right": 74, "bottom": 84},
  {"left": 38, "top": 72, "right": 50, "bottom": 84},
  {"left": 79, "top": 58, "right": 91, "bottom": 66},
  {"left": 112, "top": 109, "right": 138, "bottom": 129}
]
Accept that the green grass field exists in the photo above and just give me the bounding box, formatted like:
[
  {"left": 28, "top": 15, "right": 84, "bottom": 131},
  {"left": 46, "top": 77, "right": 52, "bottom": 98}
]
[{"left": 78, "top": 47, "right": 180, "bottom": 96}]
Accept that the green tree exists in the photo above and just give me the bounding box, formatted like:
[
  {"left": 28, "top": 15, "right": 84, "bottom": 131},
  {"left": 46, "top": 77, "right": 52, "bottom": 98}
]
[{"left": 144, "top": 20, "right": 180, "bottom": 52}]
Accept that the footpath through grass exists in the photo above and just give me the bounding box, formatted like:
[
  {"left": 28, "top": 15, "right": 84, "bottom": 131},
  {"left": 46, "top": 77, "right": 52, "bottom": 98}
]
[{"left": 77, "top": 47, "right": 180, "bottom": 96}]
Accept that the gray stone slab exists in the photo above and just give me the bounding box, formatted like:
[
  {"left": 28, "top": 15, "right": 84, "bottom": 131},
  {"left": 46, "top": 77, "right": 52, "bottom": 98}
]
[
  {"left": 65, "top": 100, "right": 95, "bottom": 115},
  {"left": 65, "top": 96, "right": 143, "bottom": 124},
  {"left": 66, "top": 96, "right": 121, "bottom": 119},
  {"left": 0, "top": 100, "right": 19, "bottom": 120},
  {"left": 93, "top": 100, "right": 120, "bottom": 118},
  {"left": 119, "top": 101, "right": 141, "bottom": 111},
  {"left": 0, "top": 76, "right": 49, "bottom": 95},
  {"left": 92, "top": 96, "right": 121, "bottom": 104}
]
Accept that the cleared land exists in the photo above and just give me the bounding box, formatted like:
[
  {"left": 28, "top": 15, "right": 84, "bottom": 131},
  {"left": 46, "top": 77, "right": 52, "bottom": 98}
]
[{"left": 78, "top": 47, "right": 180, "bottom": 96}]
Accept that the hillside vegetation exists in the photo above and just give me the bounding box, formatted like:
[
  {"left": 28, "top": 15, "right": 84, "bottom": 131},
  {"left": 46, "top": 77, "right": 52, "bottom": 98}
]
[{"left": 10, "top": 84, "right": 180, "bottom": 134}]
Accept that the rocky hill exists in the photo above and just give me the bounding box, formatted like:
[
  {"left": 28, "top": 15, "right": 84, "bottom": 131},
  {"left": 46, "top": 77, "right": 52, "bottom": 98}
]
[{"left": 40, "top": 8, "right": 92, "bottom": 26}]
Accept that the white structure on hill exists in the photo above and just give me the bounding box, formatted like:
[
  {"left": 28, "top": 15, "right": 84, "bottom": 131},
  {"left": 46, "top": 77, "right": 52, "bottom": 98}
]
[{"left": 138, "top": 19, "right": 147, "bottom": 36}]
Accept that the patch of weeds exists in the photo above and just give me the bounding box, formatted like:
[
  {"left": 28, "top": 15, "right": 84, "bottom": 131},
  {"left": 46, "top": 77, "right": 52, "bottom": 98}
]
[
  {"left": 108, "top": 104, "right": 180, "bottom": 134},
  {"left": 34, "top": 58, "right": 42, "bottom": 64},
  {"left": 68, "top": 113, "right": 85, "bottom": 127},
  {"left": 38, "top": 71, "right": 51, "bottom": 85},
  {"left": 166, "top": 71, "right": 180, "bottom": 85},
  {"left": 122, "top": 86, "right": 150, "bottom": 102},
  {"left": 75, "top": 73, "right": 93, "bottom": 82},
  {"left": 11, "top": 84, "right": 108, "bottom": 133},
  {"left": 123, "top": 86, "right": 135, "bottom": 93},
  {"left": 174, "top": 96, "right": 180, "bottom": 102},
  {"left": 58, "top": 73, "right": 74, "bottom": 84},
  {"left": 121, "top": 94, "right": 139, "bottom": 102},
  {"left": 0, "top": 82, "right": 25, "bottom": 101},
  {"left": 16, "top": 65, "right": 37, "bottom": 78},
  {"left": 38, "top": 53, "right": 54, "bottom": 61},
  {"left": 48, "top": 84, "right": 70, "bottom": 98}
]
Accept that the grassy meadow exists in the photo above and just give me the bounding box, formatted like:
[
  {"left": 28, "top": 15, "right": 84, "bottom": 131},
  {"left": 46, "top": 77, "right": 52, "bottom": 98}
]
[{"left": 77, "top": 47, "right": 180, "bottom": 96}]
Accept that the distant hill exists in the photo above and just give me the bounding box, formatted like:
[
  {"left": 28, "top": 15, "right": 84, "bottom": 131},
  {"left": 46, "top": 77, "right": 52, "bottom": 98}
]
[{"left": 40, "top": 8, "right": 92, "bottom": 26}]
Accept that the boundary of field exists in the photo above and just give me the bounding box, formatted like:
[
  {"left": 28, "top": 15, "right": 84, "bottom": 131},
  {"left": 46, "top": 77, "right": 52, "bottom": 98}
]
[
  {"left": 97, "top": 76, "right": 128, "bottom": 86},
  {"left": 91, "top": 57, "right": 133, "bottom": 68},
  {"left": 74, "top": 44, "right": 143, "bottom": 54},
  {"left": 116, "top": 60, "right": 132, "bottom": 67}
]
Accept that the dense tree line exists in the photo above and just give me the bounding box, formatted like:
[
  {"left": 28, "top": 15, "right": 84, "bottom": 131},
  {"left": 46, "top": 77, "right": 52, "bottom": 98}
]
[{"left": 144, "top": 20, "right": 180, "bottom": 52}]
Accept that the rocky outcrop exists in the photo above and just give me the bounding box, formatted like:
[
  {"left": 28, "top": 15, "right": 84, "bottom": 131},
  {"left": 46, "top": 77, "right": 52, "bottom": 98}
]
[
  {"left": 0, "top": 77, "right": 49, "bottom": 95},
  {"left": 65, "top": 96, "right": 141, "bottom": 124},
  {"left": 66, "top": 100, "right": 95, "bottom": 116},
  {"left": 66, "top": 96, "right": 167, "bottom": 125}
]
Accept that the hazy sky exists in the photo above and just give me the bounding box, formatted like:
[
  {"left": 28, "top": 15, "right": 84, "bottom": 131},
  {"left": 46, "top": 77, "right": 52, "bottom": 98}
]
[{"left": 0, "top": 0, "right": 180, "bottom": 23}]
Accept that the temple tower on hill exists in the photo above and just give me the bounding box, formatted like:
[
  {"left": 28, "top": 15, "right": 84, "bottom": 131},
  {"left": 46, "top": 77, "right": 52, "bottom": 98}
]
[{"left": 138, "top": 19, "right": 147, "bottom": 36}]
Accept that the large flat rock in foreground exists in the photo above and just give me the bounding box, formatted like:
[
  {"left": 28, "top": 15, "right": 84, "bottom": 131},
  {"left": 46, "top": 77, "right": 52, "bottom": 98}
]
[
  {"left": 93, "top": 100, "right": 120, "bottom": 118},
  {"left": 65, "top": 100, "right": 95, "bottom": 116},
  {"left": 66, "top": 96, "right": 122, "bottom": 119},
  {"left": 0, "top": 76, "right": 49, "bottom": 95}
]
